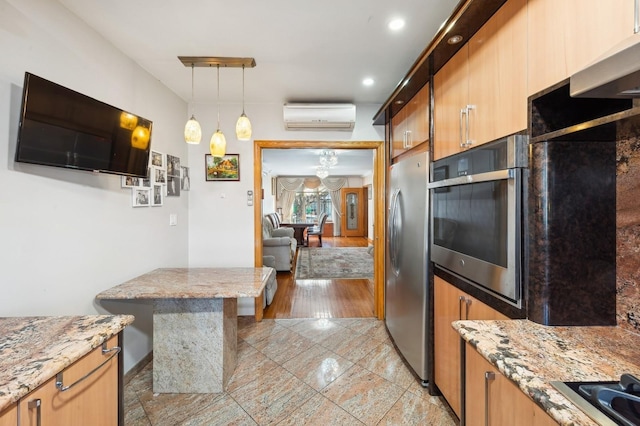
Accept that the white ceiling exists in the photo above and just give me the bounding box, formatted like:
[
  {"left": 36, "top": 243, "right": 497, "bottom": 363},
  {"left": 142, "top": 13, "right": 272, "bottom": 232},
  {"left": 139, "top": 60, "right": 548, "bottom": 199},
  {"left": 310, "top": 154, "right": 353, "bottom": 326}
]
[
  {"left": 56, "top": 0, "right": 460, "bottom": 175},
  {"left": 262, "top": 149, "right": 374, "bottom": 178}
]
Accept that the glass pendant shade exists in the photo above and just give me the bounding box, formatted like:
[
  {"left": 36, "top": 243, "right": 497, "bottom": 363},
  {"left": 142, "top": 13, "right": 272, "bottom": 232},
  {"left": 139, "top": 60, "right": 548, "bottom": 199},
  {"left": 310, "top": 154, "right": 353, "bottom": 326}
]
[
  {"left": 210, "top": 130, "right": 226, "bottom": 157},
  {"left": 185, "top": 64, "right": 201, "bottom": 145},
  {"left": 184, "top": 115, "right": 202, "bottom": 144},
  {"left": 236, "top": 113, "right": 252, "bottom": 140}
]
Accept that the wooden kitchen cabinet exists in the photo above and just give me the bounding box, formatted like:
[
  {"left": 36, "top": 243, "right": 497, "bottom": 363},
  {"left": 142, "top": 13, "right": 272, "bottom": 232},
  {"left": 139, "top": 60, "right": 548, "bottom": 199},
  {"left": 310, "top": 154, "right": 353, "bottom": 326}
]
[
  {"left": 19, "top": 335, "right": 120, "bottom": 426},
  {"left": 434, "top": 276, "right": 508, "bottom": 417},
  {"left": 434, "top": 0, "right": 527, "bottom": 160},
  {"left": 391, "top": 83, "right": 429, "bottom": 158},
  {"left": 0, "top": 404, "right": 17, "bottom": 426},
  {"left": 528, "top": 0, "right": 634, "bottom": 96},
  {"left": 465, "top": 342, "right": 557, "bottom": 426}
]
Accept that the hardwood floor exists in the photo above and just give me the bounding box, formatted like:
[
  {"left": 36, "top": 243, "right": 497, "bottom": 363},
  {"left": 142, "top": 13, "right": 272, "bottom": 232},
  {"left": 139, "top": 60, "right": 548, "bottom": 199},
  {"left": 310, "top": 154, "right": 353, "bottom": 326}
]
[{"left": 263, "top": 236, "right": 375, "bottom": 319}]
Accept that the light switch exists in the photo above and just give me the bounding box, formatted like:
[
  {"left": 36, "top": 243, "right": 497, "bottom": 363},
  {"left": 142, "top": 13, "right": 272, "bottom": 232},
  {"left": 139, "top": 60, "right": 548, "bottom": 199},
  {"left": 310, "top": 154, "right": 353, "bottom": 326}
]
[
  {"left": 169, "top": 213, "right": 177, "bottom": 226},
  {"left": 247, "top": 190, "right": 254, "bottom": 206}
]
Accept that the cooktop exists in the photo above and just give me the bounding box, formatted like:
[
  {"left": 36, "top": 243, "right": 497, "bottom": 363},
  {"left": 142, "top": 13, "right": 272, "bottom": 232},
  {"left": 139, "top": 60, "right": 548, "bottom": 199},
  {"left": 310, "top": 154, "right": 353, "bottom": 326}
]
[{"left": 551, "top": 374, "right": 640, "bottom": 426}]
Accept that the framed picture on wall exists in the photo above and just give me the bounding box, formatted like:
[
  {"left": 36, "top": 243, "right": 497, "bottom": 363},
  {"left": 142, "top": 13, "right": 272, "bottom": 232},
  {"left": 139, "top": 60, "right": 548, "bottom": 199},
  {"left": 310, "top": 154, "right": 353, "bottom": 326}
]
[
  {"left": 205, "top": 154, "right": 240, "bottom": 181},
  {"left": 132, "top": 188, "right": 150, "bottom": 207},
  {"left": 151, "top": 184, "right": 163, "bottom": 206}
]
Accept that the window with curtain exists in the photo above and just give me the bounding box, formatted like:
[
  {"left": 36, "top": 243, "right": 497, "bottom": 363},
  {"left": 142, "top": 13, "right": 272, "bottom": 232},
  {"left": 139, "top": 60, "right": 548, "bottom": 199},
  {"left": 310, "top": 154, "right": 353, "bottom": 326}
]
[{"left": 291, "top": 187, "right": 332, "bottom": 223}]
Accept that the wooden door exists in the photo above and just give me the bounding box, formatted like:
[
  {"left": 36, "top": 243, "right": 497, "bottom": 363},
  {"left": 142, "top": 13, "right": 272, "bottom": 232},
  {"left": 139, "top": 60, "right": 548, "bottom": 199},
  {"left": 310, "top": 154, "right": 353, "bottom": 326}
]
[
  {"left": 467, "top": 0, "right": 527, "bottom": 147},
  {"left": 434, "top": 276, "right": 465, "bottom": 417},
  {"left": 466, "top": 342, "right": 556, "bottom": 426},
  {"left": 528, "top": 0, "right": 634, "bottom": 96},
  {"left": 19, "top": 336, "right": 119, "bottom": 426},
  {"left": 0, "top": 404, "right": 16, "bottom": 426},
  {"left": 434, "top": 44, "right": 469, "bottom": 160},
  {"left": 341, "top": 187, "right": 365, "bottom": 237}
]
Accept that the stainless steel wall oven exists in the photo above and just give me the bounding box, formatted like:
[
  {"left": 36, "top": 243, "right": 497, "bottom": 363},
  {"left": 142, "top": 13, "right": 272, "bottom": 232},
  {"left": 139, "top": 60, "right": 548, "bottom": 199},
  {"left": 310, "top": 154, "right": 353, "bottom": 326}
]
[{"left": 429, "top": 135, "right": 528, "bottom": 307}]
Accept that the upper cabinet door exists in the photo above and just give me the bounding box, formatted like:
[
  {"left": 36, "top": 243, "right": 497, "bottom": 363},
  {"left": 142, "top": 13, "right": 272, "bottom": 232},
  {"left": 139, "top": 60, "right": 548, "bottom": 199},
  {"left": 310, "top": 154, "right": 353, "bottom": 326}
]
[
  {"left": 468, "top": 0, "right": 527, "bottom": 146},
  {"left": 434, "top": 0, "right": 527, "bottom": 160},
  {"left": 391, "top": 83, "right": 430, "bottom": 159},
  {"left": 434, "top": 45, "right": 469, "bottom": 161},
  {"left": 528, "top": 0, "right": 635, "bottom": 96}
]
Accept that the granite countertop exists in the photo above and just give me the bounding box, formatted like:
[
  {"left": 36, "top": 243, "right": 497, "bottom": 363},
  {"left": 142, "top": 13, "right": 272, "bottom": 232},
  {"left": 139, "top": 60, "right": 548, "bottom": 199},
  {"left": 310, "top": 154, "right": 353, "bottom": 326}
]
[
  {"left": 95, "top": 267, "right": 275, "bottom": 300},
  {"left": 0, "top": 315, "right": 134, "bottom": 412},
  {"left": 454, "top": 319, "right": 640, "bottom": 425}
]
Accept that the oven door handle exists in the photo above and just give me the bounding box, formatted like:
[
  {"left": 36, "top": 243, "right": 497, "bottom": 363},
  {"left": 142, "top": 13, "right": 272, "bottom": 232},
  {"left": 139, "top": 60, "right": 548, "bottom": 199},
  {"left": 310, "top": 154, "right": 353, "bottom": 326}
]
[{"left": 428, "top": 169, "right": 514, "bottom": 189}]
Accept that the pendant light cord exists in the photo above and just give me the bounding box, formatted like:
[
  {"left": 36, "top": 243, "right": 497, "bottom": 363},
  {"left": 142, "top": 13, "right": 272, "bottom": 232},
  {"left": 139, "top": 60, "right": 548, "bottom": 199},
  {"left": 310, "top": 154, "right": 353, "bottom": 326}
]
[
  {"left": 216, "top": 64, "right": 220, "bottom": 129},
  {"left": 190, "top": 64, "right": 195, "bottom": 116},
  {"left": 242, "top": 65, "right": 246, "bottom": 114}
]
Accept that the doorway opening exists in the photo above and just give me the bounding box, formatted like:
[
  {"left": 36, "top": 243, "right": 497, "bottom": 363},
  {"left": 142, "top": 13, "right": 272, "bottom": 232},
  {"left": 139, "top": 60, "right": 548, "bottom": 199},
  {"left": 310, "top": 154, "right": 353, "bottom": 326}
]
[{"left": 253, "top": 140, "right": 385, "bottom": 321}]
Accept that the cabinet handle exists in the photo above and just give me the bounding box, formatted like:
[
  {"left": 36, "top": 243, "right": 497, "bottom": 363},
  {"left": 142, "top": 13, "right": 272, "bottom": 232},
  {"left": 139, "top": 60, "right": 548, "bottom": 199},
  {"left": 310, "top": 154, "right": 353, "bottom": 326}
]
[
  {"left": 459, "top": 108, "right": 467, "bottom": 148},
  {"left": 484, "top": 371, "right": 496, "bottom": 426},
  {"left": 458, "top": 295, "right": 465, "bottom": 320},
  {"left": 28, "top": 399, "right": 42, "bottom": 426},
  {"left": 465, "top": 104, "right": 475, "bottom": 148},
  {"left": 405, "top": 130, "right": 412, "bottom": 148},
  {"left": 55, "top": 342, "right": 121, "bottom": 392},
  {"left": 465, "top": 297, "right": 472, "bottom": 320}
]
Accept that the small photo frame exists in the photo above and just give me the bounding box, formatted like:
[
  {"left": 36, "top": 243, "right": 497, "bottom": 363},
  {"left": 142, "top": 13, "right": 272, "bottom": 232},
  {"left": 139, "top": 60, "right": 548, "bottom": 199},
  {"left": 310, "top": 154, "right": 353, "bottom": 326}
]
[
  {"left": 153, "top": 167, "right": 166, "bottom": 184},
  {"left": 205, "top": 154, "right": 240, "bottom": 181},
  {"left": 132, "top": 188, "right": 150, "bottom": 207},
  {"left": 167, "top": 176, "right": 180, "bottom": 197},
  {"left": 167, "top": 154, "right": 180, "bottom": 177},
  {"left": 121, "top": 176, "right": 139, "bottom": 188},
  {"left": 181, "top": 166, "right": 190, "bottom": 191},
  {"left": 150, "top": 151, "right": 165, "bottom": 168},
  {"left": 151, "top": 184, "right": 163, "bottom": 206}
]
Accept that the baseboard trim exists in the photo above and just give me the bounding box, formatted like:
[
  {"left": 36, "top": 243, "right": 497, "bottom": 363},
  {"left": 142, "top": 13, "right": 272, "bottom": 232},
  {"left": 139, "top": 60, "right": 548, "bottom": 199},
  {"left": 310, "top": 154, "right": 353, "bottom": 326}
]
[{"left": 124, "top": 351, "right": 153, "bottom": 385}]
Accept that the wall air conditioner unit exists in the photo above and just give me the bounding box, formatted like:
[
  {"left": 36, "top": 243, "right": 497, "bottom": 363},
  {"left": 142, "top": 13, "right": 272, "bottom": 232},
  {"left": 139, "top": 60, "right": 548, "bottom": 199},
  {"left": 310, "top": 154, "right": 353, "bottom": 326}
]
[{"left": 283, "top": 103, "right": 356, "bottom": 131}]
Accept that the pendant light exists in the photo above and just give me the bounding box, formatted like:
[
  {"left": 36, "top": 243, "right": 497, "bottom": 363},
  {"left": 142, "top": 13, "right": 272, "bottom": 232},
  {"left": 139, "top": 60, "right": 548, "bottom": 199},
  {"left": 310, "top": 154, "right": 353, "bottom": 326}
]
[
  {"left": 210, "top": 64, "right": 227, "bottom": 157},
  {"left": 184, "top": 64, "right": 202, "bottom": 144},
  {"left": 235, "top": 64, "right": 252, "bottom": 140}
]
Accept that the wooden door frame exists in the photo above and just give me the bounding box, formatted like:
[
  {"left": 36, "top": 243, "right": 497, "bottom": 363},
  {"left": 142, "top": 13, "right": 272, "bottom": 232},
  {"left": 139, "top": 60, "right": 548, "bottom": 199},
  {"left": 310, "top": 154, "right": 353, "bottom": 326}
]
[{"left": 253, "top": 140, "right": 385, "bottom": 320}]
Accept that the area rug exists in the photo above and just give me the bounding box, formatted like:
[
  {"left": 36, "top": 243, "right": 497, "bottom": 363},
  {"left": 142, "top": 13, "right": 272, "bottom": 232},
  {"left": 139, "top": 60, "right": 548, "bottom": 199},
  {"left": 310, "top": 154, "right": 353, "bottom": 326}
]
[{"left": 295, "top": 247, "right": 373, "bottom": 280}]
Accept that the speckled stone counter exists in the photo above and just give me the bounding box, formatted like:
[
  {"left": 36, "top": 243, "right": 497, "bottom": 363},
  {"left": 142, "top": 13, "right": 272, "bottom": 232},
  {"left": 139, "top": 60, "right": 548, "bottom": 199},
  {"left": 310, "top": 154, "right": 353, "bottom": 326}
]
[
  {"left": 0, "top": 315, "right": 134, "bottom": 412},
  {"left": 96, "top": 267, "right": 275, "bottom": 393},
  {"left": 454, "top": 319, "right": 640, "bottom": 425}
]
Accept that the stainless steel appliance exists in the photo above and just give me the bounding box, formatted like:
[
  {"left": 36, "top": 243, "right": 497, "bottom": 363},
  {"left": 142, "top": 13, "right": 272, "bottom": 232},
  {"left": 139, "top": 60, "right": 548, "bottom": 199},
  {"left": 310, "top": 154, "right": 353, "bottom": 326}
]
[
  {"left": 552, "top": 374, "right": 640, "bottom": 426},
  {"left": 428, "top": 135, "right": 528, "bottom": 307},
  {"left": 385, "top": 150, "right": 430, "bottom": 385}
]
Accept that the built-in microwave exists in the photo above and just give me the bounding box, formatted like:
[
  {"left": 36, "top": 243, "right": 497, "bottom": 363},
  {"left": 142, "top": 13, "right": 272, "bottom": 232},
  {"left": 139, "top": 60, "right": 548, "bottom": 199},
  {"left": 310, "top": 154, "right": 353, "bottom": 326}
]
[{"left": 428, "top": 135, "right": 529, "bottom": 307}]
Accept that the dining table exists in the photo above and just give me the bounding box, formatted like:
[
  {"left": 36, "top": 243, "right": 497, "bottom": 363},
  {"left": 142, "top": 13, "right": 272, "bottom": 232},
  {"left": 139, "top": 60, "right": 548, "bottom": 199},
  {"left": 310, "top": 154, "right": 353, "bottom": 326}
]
[{"left": 280, "top": 222, "right": 315, "bottom": 246}]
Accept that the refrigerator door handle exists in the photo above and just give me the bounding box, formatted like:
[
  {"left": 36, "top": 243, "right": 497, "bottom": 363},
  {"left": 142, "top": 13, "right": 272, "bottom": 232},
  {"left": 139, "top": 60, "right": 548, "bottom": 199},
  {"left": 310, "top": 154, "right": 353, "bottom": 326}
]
[{"left": 388, "top": 188, "right": 402, "bottom": 274}]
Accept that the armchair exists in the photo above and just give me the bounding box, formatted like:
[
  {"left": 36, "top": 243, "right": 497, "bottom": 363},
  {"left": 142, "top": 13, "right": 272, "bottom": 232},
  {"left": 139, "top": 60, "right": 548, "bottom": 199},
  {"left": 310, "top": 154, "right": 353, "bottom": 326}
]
[{"left": 262, "top": 215, "right": 297, "bottom": 272}]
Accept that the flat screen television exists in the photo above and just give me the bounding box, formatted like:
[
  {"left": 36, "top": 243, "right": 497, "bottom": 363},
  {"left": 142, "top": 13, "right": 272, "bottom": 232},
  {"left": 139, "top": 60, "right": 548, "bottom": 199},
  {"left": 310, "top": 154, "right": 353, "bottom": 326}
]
[{"left": 15, "top": 72, "right": 152, "bottom": 178}]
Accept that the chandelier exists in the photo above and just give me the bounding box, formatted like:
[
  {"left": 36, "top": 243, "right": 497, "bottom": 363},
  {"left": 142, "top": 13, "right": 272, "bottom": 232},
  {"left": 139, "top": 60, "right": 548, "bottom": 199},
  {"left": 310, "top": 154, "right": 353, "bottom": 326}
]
[
  {"left": 319, "top": 150, "right": 338, "bottom": 167},
  {"left": 316, "top": 166, "right": 329, "bottom": 179},
  {"left": 315, "top": 150, "right": 338, "bottom": 178},
  {"left": 178, "top": 56, "right": 256, "bottom": 155}
]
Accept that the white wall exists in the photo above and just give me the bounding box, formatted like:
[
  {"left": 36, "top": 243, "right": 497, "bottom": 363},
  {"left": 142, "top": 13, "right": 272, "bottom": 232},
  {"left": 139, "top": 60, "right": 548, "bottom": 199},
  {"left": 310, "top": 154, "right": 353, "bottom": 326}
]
[
  {"left": 187, "top": 103, "right": 383, "bottom": 314},
  {"left": 0, "top": 0, "right": 385, "bottom": 374},
  {"left": 0, "top": 0, "right": 188, "bottom": 373}
]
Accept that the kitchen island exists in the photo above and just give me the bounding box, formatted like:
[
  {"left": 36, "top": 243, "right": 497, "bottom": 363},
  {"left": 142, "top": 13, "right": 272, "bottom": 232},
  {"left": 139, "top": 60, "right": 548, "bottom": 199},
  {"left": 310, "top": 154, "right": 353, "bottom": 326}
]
[
  {"left": 95, "top": 267, "right": 275, "bottom": 393},
  {"left": 0, "top": 315, "right": 133, "bottom": 421},
  {"left": 454, "top": 319, "right": 640, "bottom": 425}
]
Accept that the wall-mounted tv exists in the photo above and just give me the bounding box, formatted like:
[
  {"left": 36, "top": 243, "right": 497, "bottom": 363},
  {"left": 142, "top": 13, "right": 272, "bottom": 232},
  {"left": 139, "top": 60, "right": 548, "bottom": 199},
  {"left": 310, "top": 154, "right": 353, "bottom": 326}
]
[{"left": 15, "top": 72, "right": 152, "bottom": 178}]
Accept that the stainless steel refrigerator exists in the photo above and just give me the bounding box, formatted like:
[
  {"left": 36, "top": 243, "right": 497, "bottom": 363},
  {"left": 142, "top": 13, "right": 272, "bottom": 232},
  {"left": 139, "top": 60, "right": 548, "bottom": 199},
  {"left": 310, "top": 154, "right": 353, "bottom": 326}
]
[{"left": 385, "top": 150, "right": 430, "bottom": 385}]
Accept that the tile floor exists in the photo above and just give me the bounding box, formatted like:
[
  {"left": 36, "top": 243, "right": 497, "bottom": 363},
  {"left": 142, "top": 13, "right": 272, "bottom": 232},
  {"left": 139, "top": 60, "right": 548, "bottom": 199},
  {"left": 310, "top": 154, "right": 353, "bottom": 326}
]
[{"left": 124, "top": 317, "right": 457, "bottom": 425}]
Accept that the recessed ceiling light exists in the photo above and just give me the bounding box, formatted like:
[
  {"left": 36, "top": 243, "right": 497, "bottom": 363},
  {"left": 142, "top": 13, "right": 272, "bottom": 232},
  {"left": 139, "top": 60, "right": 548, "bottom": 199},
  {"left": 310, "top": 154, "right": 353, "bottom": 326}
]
[
  {"left": 388, "top": 18, "right": 405, "bottom": 31},
  {"left": 362, "top": 78, "right": 374, "bottom": 86},
  {"left": 447, "top": 35, "right": 463, "bottom": 45}
]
